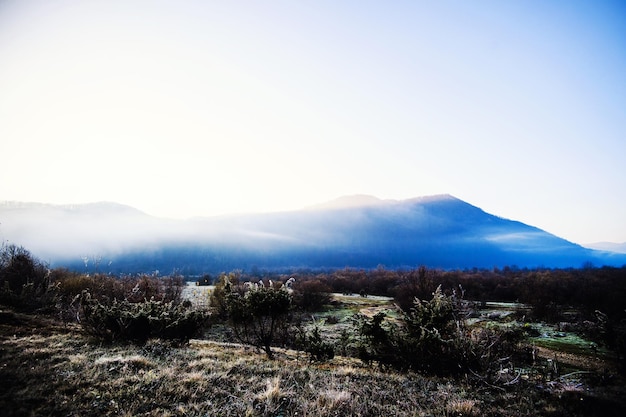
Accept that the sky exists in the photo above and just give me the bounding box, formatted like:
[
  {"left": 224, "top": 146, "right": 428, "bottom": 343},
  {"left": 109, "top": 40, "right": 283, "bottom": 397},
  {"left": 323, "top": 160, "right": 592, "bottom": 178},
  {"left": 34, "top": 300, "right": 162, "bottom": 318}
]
[{"left": 0, "top": 0, "right": 625, "bottom": 245}]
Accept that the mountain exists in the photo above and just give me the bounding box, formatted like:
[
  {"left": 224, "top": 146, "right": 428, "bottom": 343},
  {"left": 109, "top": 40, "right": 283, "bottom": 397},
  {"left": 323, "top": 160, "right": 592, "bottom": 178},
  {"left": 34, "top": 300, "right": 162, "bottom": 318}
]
[
  {"left": 0, "top": 201, "right": 170, "bottom": 258},
  {"left": 1, "top": 196, "right": 624, "bottom": 274}
]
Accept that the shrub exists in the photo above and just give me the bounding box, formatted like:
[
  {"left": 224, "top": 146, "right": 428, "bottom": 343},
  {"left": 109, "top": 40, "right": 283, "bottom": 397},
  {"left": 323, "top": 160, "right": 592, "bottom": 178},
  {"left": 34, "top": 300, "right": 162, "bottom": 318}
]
[
  {"left": 291, "top": 279, "right": 333, "bottom": 312},
  {"left": 78, "top": 292, "right": 208, "bottom": 344},
  {"left": 209, "top": 272, "right": 240, "bottom": 318},
  {"left": 224, "top": 284, "right": 292, "bottom": 358},
  {"left": 298, "top": 325, "right": 335, "bottom": 362},
  {"left": 399, "top": 286, "right": 475, "bottom": 374},
  {"left": 54, "top": 269, "right": 93, "bottom": 297},
  {"left": 0, "top": 244, "right": 55, "bottom": 311},
  {"left": 357, "top": 286, "right": 529, "bottom": 376},
  {"left": 356, "top": 311, "right": 398, "bottom": 368},
  {"left": 393, "top": 265, "right": 436, "bottom": 312}
]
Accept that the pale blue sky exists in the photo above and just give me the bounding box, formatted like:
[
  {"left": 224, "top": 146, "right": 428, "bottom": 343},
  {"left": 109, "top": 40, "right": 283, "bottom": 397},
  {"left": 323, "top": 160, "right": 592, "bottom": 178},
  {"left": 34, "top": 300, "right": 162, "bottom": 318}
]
[{"left": 0, "top": 0, "right": 625, "bottom": 244}]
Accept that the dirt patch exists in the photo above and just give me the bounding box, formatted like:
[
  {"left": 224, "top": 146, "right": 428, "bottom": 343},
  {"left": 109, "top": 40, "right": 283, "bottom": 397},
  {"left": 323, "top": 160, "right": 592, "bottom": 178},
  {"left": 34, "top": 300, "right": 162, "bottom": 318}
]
[
  {"left": 535, "top": 346, "right": 615, "bottom": 372},
  {"left": 359, "top": 305, "right": 393, "bottom": 318}
]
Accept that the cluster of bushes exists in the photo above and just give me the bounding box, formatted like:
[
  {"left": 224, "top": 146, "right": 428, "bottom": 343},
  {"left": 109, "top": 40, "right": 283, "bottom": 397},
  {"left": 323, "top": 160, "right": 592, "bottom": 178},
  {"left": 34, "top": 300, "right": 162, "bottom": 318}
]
[
  {"left": 247, "top": 265, "right": 626, "bottom": 358},
  {"left": 207, "top": 272, "right": 525, "bottom": 377},
  {"left": 65, "top": 273, "right": 207, "bottom": 344},
  {"left": 208, "top": 273, "right": 335, "bottom": 361},
  {"left": 78, "top": 293, "right": 206, "bottom": 344},
  {"left": 1, "top": 243, "right": 207, "bottom": 344},
  {"left": 194, "top": 264, "right": 623, "bottom": 371},
  {"left": 356, "top": 285, "right": 529, "bottom": 375},
  {"left": 194, "top": 264, "right": 626, "bottom": 324},
  {"left": 54, "top": 270, "right": 185, "bottom": 304},
  {"left": 208, "top": 274, "right": 532, "bottom": 377}
]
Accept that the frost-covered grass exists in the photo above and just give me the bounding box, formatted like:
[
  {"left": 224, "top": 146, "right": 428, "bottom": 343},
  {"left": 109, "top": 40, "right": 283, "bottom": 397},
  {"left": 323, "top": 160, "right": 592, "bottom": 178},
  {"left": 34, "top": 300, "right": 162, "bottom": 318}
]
[
  {"left": 2, "top": 302, "right": 626, "bottom": 416},
  {"left": 471, "top": 302, "right": 614, "bottom": 361},
  {"left": 182, "top": 282, "right": 213, "bottom": 308},
  {"left": 530, "top": 329, "right": 613, "bottom": 358}
]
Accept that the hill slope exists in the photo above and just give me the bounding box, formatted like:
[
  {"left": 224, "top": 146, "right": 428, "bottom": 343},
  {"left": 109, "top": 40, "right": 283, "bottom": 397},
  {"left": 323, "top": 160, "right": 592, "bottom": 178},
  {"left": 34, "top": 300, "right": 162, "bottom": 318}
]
[{"left": 1, "top": 196, "right": 623, "bottom": 273}]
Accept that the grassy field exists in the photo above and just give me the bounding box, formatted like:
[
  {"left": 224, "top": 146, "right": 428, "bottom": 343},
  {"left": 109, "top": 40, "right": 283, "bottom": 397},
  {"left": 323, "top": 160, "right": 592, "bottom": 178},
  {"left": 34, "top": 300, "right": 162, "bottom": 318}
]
[{"left": 1, "top": 294, "right": 625, "bottom": 416}]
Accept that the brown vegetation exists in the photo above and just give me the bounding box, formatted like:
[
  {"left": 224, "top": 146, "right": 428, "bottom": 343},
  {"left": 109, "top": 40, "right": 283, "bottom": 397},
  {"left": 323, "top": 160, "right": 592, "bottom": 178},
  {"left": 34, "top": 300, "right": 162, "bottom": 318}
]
[
  {"left": 1, "top": 307, "right": 625, "bottom": 416},
  {"left": 2, "top": 244, "right": 626, "bottom": 415}
]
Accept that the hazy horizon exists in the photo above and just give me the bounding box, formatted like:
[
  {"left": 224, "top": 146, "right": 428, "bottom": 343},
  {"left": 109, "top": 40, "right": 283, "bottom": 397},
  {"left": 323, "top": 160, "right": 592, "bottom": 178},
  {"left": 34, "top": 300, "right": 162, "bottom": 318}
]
[
  {"left": 2, "top": 194, "right": 624, "bottom": 249},
  {"left": 6, "top": 192, "right": 624, "bottom": 272},
  {"left": 1, "top": 1, "right": 625, "bottom": 244}
]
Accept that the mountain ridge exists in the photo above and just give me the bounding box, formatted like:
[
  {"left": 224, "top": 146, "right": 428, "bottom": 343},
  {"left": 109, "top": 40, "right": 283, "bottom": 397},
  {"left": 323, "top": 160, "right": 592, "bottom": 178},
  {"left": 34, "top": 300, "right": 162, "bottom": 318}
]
[{"left": 1, "top": 195, "right": 624, "bottom": 273}]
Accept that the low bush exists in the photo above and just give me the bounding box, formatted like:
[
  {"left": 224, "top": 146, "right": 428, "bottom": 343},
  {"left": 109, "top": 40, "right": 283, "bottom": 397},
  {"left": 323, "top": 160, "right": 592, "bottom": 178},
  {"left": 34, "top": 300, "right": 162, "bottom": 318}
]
[
  {"left": 54, "top": 269, "right": 93, "bottom": 297},
  {"left": 78, "top": 292, "right": 208, "bottom": 344},
  {"left": 592, "top": 310, "right": 626, "bottom": 373},
  {"left": 224, "top": 284, "right": 293, "bottom": 358},
  {"left": 297, "top": 325, "right": 335, "bottom": 362},
  {"left": 357, "top": 286, "right": 530, "bottom": 376}
]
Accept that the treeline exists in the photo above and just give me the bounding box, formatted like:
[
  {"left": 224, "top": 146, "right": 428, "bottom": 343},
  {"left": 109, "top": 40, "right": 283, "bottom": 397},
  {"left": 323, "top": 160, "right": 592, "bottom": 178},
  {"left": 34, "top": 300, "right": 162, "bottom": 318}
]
[
  {"left": 193, "top": 264, "right": 626, "bottom": 327},
  {"left": 229, "top": 265, "right": 626, "bottom": 321},
  {"left": 4, "top": 238, "right": 624, "bottom": 323}
]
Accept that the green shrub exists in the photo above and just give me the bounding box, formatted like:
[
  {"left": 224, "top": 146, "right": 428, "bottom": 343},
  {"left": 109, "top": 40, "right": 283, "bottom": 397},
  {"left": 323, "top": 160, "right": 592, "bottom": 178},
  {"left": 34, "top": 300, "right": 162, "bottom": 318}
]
[
  {"left": 78, "top": 292, "right": 208, "bottom": 344},
  {"left": 400, "top": 286, "right": 475, "bottom": 373},
  {"left": 356, "top": 311, "right": 398, "bottom": 368},
  {"left": 209, "top": 272, "right": 240, "bottom": 318},
  {"left": 224, "top": 284, "right": 292, "bottom": 358},
  {"left": 298, "top": 325, "right": 334, "bottom": 362},
  {"left": 357, "top": 286, "right": 529, "bottom": 376}
]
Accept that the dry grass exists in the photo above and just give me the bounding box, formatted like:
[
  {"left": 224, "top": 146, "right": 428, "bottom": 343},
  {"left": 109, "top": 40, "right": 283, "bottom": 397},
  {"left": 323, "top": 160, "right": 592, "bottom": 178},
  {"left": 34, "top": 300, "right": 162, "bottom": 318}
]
[
  {"left": 445, "top": 399, "right": 479, "bottom": 416},
  {"left": 1, "top": 308, "right": 626, "bottom": 416}
]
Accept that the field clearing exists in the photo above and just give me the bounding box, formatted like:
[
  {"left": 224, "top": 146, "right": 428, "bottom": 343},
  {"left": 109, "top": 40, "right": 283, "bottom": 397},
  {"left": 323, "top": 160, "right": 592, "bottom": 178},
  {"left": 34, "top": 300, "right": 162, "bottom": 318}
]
[
  {"left": 2, "top": 308, "right": 625, "bottom": 416},
  {"left": 316, "top": 296, "right": 620, "bottom": 375},
  {"left": 181, "top": 287, "right": 616, "bottom": 369},
  {"left": 183, "top": 282, "right": 213, "bottom": 308},
  {"left": 2, "top": 291, "right": 625, "bottom": 416}
]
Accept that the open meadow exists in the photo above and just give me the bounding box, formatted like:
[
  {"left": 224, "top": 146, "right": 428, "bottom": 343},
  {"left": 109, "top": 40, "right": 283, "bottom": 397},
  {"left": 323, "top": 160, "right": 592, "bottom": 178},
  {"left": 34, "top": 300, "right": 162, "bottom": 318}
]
[{"left": 2, "top": 287, "right": 625, "bottom": 417}]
